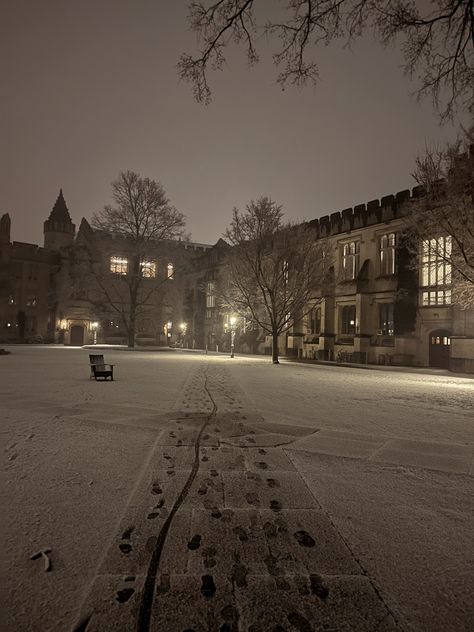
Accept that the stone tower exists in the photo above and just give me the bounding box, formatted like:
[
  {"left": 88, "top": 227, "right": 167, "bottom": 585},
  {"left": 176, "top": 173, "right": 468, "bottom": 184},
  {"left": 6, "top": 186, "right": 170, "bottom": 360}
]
[
  {"left": 43, "top": 189, "right": 75, "bottom": 251},
  {"left": 0, "top": 213, "right": 11, "bottom": 245}
]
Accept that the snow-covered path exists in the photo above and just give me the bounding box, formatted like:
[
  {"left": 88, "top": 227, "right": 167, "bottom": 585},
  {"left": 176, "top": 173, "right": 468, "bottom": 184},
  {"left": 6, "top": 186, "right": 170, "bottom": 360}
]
[{"left": 2, "top": 347, "right": 473, "bottom": 631}]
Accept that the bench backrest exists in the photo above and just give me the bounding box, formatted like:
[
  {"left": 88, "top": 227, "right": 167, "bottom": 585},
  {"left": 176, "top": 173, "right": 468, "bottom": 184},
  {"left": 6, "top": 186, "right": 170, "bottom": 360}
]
[{"left": 89, "top": 354, "right": 105, "bottom": 368}]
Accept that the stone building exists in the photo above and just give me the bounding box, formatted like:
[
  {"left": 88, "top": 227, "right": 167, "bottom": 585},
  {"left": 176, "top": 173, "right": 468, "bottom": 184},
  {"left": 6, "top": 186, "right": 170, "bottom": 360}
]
[
  {"left": 0, "top": 191, "right": 211, "bottom": 347},
  {"left": 286, "top": 188, "right": 473, "bottom": 372},
  {"left": 1, "top": 183, "right": 473, "bottom": 371},
  {"left": 191, "top": 187, "right": 474, "bottom": 373}
]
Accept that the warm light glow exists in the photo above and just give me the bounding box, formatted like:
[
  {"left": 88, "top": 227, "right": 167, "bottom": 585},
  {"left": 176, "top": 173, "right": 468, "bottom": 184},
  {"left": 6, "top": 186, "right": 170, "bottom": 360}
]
[
  {"left": 91, "top": 321, "right": 99, "bottom": 329},
  {"left": 141, "top": 260, "right": 156, "bottom": 278},
  {"left": 230, "top": 316, "right": 237, "bottom": 326},
  {"left": 110, "top": 255, "right": 128, "bottom": 275},
  {"left": 180, "top": 322, "right": 187, "bottom": 331}
]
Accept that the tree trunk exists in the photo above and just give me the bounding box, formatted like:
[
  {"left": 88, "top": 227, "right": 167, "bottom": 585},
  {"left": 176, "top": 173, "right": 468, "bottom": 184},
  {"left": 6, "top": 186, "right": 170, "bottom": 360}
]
[
  {"left": 272, "top": 330, "right": 279, "bottom": 364},
  {"left": 128, "top": 289, "right": 137, "bottom": 348}
]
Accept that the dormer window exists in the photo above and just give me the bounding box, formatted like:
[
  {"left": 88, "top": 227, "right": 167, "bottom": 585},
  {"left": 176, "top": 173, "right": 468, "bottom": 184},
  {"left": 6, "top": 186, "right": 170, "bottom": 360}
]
[{"left": 110, "top": 256, "right": 128, "bottom": 275}]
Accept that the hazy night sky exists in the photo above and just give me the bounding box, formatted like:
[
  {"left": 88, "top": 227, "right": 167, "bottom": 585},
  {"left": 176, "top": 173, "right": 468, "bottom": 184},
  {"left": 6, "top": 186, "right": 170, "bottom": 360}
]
[{"left": 1, "top": 1, "right": 466, "bottom": 247}]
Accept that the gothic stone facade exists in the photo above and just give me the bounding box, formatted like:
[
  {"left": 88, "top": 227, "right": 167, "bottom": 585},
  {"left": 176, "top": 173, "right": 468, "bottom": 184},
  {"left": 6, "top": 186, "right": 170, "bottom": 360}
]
[
  {"left": 1, "top": 188, "right": 473, "bottom": 372},
  {"left": 0, "top": 191, "right": 211, "bottom": 348}
]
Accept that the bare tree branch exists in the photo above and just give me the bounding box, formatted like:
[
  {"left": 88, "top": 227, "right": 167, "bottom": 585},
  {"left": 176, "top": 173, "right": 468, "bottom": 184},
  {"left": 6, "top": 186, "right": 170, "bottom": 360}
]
[
  {"left": 179, "top": 0, "right": 474, "bottom": 119},
  {"left": 219, "top": 196, "right": 330, "bottom": 362},
  {"left": 408, "top": 119, "right": 474, "bottom": 307}
]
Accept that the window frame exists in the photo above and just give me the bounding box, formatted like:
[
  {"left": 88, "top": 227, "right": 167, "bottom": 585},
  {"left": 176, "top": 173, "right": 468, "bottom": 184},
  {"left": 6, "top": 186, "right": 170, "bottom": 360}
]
[
  {"left": 308, "top": 306, "right": 321, "bottom": 335},
  {"left": 379, "top": 233, "right": 396, "bottom": 276},
  {"left": 420, "top": 236, "right": 452, "bottom": 306},
  {"left": 342, "top": 241, "right": 360, "bottom": 280},
  {"left": 140, "top": 260, "right": 156, "bottom": 278},
  {"left": 110, "top": 255, "right": 128, "bottom": 275},
  {"left": 340, "top": 304, "right": 356, "bottom": 336},
  {"left": 378, "top": 303, "right": 394, "bottom": 336}
]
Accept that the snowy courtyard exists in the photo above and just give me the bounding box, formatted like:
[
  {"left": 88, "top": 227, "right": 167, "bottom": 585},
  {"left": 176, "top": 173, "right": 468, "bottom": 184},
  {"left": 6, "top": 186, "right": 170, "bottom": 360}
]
[{"left": 2, "top": 346, "right": 473, "bottom": 631}]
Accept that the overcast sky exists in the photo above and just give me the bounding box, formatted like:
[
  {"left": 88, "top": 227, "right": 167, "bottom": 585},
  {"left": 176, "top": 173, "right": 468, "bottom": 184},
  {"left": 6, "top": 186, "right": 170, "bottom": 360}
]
[{"left": 1, "top": 1, "right": 466, "bottom": 247}]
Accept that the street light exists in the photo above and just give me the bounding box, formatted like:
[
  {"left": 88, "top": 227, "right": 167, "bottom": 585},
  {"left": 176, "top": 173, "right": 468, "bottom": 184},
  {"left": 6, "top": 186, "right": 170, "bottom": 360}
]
[
  {"left": 91, "top": 321, "right": 99, "bottom": 345},
  {"left": 180, "top": 322, "right": 187, "bottom": 348},
  {"left": 229, "top": 315, "right": 237, "bottom": 358}
]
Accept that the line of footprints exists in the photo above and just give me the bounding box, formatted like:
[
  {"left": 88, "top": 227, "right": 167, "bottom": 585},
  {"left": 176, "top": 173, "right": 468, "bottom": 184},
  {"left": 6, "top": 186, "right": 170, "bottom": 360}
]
[{"left": 113, "top": 444, "right": 327, "bottom": 612}]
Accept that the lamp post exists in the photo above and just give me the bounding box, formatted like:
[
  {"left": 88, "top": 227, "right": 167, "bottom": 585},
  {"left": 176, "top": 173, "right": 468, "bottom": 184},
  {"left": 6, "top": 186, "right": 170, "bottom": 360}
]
[
  {"left": 229, "top": 315, "right": 237, "bottom": 358},
  {"left": 91, "top": 321, "right": 98, "bottom": 345},
  {"left": 179, "top": 322, "right": 187, "bottom": 348}
]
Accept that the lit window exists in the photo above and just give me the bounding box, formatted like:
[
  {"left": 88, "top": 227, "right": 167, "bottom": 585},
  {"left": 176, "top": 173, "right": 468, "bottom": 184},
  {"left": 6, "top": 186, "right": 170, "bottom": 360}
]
[
  {"left": 167, "top": 263, "right": 174, "bottom": 279},
  {"left": 380, "top": 233, "right": 396, "bottom": 275},
  {"left": 341, "top": 305, "right": 356, "bottom": 335},
  {"left": 206, "top": 281, "right": 215, "bottom": 308},
  {"left": 378, "top": 303, "right": 394, "bottom": 336},
  {"left": 26, "top": 296, "right": 37, "bottom": 307},
  {"left": 421, "top": 237, "right": 452, "bottom": 305},
  {"left": 110, "top": 256, "right": 128, "bottom": 275},
  {"left": 342, "top": 241, "right": 360, "bottom": 280},
  {"left": 141, "top": 260, "right": 156, "bottom": 278}
]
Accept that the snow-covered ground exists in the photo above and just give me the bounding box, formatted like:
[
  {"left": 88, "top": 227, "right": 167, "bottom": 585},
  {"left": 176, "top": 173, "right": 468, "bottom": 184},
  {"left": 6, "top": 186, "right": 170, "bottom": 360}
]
[{"left": 2, "top": 346, "right": 473, "bottom": 631}]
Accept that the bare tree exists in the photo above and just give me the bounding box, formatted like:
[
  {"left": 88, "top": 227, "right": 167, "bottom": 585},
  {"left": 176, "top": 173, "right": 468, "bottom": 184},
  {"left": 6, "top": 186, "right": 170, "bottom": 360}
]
[
  {"left": 178, "top": 0, "right": 474, "bottom": 119},
  {"left": 221, "top": 196, "right": 329, "bottom": 363},
  {"left": 82, "top": 171, "right": 186, "bottom": 347},
  {"left": 409, "top": 121, "right": 474, "bottom": 307}
]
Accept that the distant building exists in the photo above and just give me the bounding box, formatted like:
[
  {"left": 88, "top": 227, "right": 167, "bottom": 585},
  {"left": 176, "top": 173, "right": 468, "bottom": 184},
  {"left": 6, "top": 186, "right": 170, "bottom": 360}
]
[
  {"left": 0, "top": 191, "right": 212, "bottom": 347},
  {"left": 1, "top": 182, "right": 473, "bottom": 371}
]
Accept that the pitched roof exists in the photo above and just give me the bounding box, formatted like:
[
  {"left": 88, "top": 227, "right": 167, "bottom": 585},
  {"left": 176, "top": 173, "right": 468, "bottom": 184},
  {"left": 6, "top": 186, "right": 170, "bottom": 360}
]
[{"left": 48, "top": 189, "right": 72, "bottom": 224}]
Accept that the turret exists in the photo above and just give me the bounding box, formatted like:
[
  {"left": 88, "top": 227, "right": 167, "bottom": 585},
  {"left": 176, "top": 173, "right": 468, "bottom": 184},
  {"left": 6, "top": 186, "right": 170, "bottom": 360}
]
[
  {"left": 43, "top": 189, "right": 75, "bottom": 250},
  {"left": 0, "top": 213, "right": 11, "bottom": 245}
]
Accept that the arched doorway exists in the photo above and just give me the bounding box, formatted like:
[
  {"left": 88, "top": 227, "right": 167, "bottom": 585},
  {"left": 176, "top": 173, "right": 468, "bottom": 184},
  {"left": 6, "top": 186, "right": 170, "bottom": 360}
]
[
  {"left": 70, "top": 325, "right": 84, "bottom": 346},
  {"left": 429, "top": 329, "right": 451, "bottom": 368}
]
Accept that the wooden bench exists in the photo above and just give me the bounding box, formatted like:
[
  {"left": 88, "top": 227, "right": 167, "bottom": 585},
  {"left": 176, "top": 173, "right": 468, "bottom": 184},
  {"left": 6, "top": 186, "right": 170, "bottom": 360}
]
[{"left": 89, "top": 354, "right": 114, "bottom": 381}]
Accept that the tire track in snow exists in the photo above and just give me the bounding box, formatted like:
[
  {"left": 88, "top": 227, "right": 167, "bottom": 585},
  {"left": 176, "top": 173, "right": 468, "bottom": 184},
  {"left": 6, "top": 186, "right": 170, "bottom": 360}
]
[{"left": 135, "top": 366, "right": 217, "bottom": 632}]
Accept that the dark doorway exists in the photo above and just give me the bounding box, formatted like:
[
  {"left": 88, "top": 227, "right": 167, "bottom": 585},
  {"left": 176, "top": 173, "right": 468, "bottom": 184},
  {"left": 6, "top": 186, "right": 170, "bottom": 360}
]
[
  {"left": 429, "top": 329, "right": 451, "bottom": 368},
  {"left": 70, "top": 325, "right": 84, "bottom": 346}
]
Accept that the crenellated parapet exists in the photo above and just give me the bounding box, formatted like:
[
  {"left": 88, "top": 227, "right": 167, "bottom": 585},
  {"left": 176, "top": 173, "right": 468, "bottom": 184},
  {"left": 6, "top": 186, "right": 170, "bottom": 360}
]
[{"left": 309, "top": 185, "right": 426, "bottom": 238}]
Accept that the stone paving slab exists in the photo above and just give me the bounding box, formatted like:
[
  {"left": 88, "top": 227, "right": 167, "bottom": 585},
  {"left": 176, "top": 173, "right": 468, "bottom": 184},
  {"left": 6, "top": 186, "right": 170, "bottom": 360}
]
[
  {"left": 187, "top": 508, "right": 270, "bottom": 576},
  {"left": 242, "top": 447, "right": 297, "bottom": 471},
  {"left": 247, "top": 420, "right": 317, "bottom": 437},
  {"left": 260, "top": 509, "right": 360, "bottom": 576},
  {"left": 99, "top": 507, "right": 192, "bottom": 576},
  {"left": 221, "top": 432, "right": 306, "bottom": 448},
  {"left": 236, "top": 574, "right": 399, "bottom": 632},
  {"left": 78, "top": 572, "right": 398, "bottom": 632},
  {"left": 157, "top": 429, "right": 220, "bottom": 448},
  {"left": 370, "top": 439, "right": 474, "bottom": 474},
  {"left": 72, "top": 573, "right": 146, "bottom": 632},
  {"left": 87, "top": 574, "right": 397, "bottom": 632},
  {"left": 222, "top": 471, "right": 319, "bottom": 510},
  {"left": 291, "top": 431, "right": 385, "bottom": 459}
]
